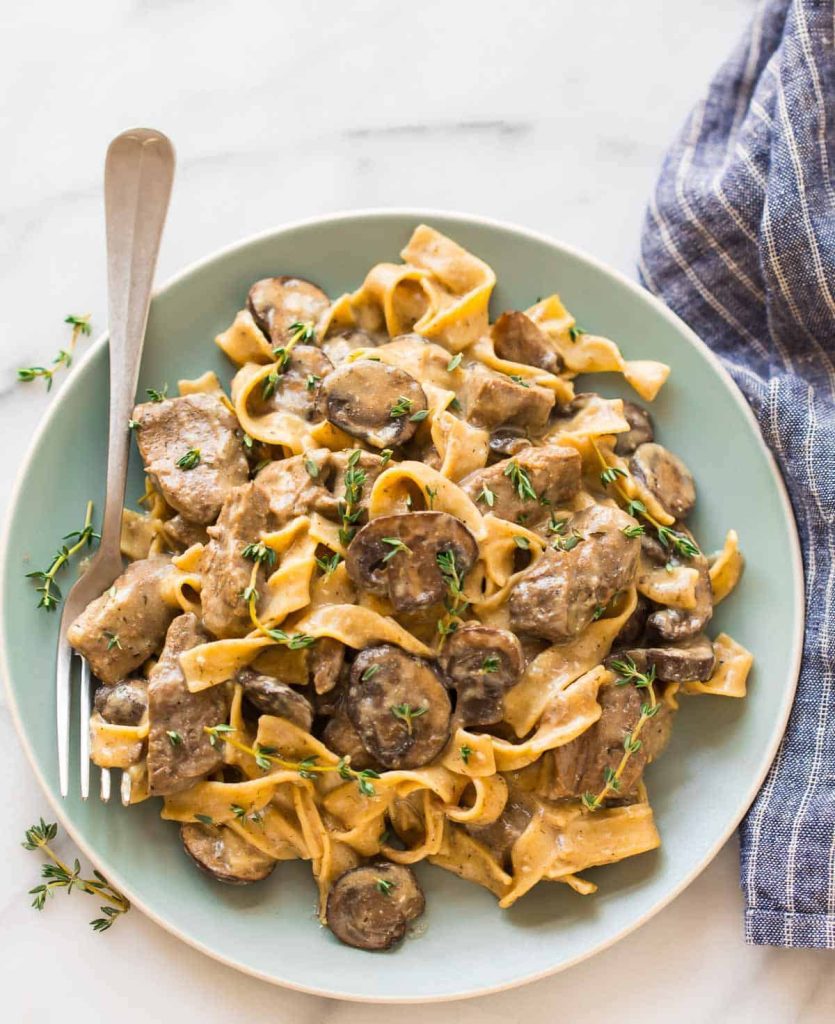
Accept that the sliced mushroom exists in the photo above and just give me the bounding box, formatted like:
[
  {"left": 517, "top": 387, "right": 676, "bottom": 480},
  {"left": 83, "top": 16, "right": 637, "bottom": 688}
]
[
  {"left": 322, "top": 329, "right": 378, "bottom": 365},
  {"left": 93, "top": 679, "right": 148, "bottom": 726},
  {"left": 309, "top": 637, "right": 345, "bottom": 695},
  {"left": 440, "top": 624, "right": 523, "bottom": 727},
  {"left": 326, "top": 863, "right": 425, "bottom": 950},
  {"left": 247, "top": 276, "right": 330, "bottom": 348},
  {"left": 315, "top": 360, "right": 428, "bottom": 449},
  {"left": 488, "top": 426, "right": 531, "bottom": 458},
  {"left": 346, "top": 511, "right": 478, "bottom": 613},
  {"left": 509, "top": 505, "right": 641, "bottom": 642},
  {"left": 492, "top": 311, "right": 562, "bottom": 374},
  {"left": 180, "top": 822, "right": 275, "bottom": 884},
  {"left": 646, "top": 525, "right": 713, "bottom": 641},
  {"left": 614, "top": 401, "right": 655, "bottom": 456},
  {"left": 252, "top": 345, "right": 333, "bottom": 422},
  {"left": 348, "top": 645, "right": 451, "bottom": 769},
  {"left": 237, "top": 671, "right": 314, "bottom": 731},
  {"left": 321, "top": 712, "right": 380, "bottom": 771},
  {"left": 607, "top": 633, "right": 715, "bottom": 682},
  {"left": 629, "top": 442, "right": 696, "bottom": 520},
  {"left": 465, "top": 798, "right": 532, "bottom": 870}
]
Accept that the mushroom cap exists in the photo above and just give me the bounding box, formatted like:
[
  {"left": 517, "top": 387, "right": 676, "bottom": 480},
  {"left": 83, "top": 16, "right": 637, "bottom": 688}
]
[
  {"left": 346, "top": 511, "right": 479, "bottom": 613},
  {"left": 630, "top": 442, "right": 696, "bottom": 520},
  {"left": 607, "top": 633, "right": 716, "bottom": 683},
  {"left": 237, "top": 671, "right": 314, "bottom": 731},
  {"left": 326, "top": 862, "right": 425, "bottom": 950},
  {"left": 94, "top": 679, "right": 148, "bottom": 726},
  {"left": 614, "top": 401, "right": 655, "bottom": 456},
  {"left": 315, "top": 359, "right": 428, "bottom": 449},
  {"left": 440, "top": 624, "right": 523, "bottom": 727},
  {"left": 347, "top": 644, "right": 452, "bottom": 769},
  {"left": 247, "top": 275, "right": 330, "bottom": 348},
  {"left": 180, "top": 822, "right": 275, "bottom": 884},
  {"left": 250, "top": 345, "right": 333, "bottom": 422}
]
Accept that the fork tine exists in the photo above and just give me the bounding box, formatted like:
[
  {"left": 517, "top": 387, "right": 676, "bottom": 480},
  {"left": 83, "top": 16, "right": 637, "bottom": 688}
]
[
  {"left": 100, "top": 766, "right": 111, "bottom": 802},
  {"left": 120, "top": 770, "right": 132, "bottom": 806},
  {"left": 56, "top": 636, "right": 72, "bottom": 797},
  {"left": 79, "top": 657, "right": 92, "bottom": 799}
]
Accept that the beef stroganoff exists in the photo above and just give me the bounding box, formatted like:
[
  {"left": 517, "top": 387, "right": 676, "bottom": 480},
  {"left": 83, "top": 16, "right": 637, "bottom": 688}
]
[{"left": 67, "top": 225, "right": 752, "bottom": 950}]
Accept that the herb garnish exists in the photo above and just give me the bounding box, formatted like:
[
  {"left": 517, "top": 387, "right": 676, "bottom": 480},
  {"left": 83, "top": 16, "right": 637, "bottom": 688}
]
[
  {"left": 600, "top": 466, "right": 627, "bottom": 487},
  {"left": 315, "top": 552, "right": 343, "bottom": 577},
  {"left": 459, "top": 745, "right": 473, "bottom": 765},
  {"left": 305, "top": 374, "right": 321, "bottom": 391},
  {"left": 304, "top": 456, "right": 319, "bottom": 478},
  {"left": 389, "top": 395, "right": 414, "bottom": 418},
  {"left": 513, "top": 535, "right": 530, "bottom": 550},
  {"left": 176, "top": 448, "right": 201, "bottom": 470},
  {"left": 361, "top": 664, "right": 381, "bottom": 682},
  {"left": 146, "top": 384, "right": 168, "bottom": 402},
  {"left": 568, "top": 323, "right": 586, "bottom": 342},
  {"left": 104, "top": 632, "right": 122, "bottom": 651},
  {"left": 390, "top": 702, "right": 428, "bottom": 734},
  {"left": 338, "top": 449, "right": 366, "bottom": 546},
  {"left": 509, "top": 374, "right": 530, "bottom": 388},
  {"left": 481, "top": 656, "right": 500, "bottom": 674},
  {"left": 447, "top": 353, "right": 463, "bottom": 372},
  {"left": 242, "top": 541, "right": 277, "bottom": 567},
  {"left": 478, "top": 484, "right": 496, "bottom": 508},
  {"left": 376, "top": 877, "right": 396, "bottom": 896},
  {"left": 381, "top": 537, "right": 411, "bottom": 563},
  {"left": 204, "top": 726, "right": 381, "bottom": 797},
  {"left": 166, "top": 730, "right": 183, "bottom": 747},
  {"left": 288, "top": 320, "right": 316, "bottom": 344},
  {"left": 581, "top": 657, "right": 658, "bottom": 811},
  {"left": 23, "top": 818, "right": 129, "bottom": 931},
  {"left": 503, "top": 458, "right": 537, "bottom": 502},
  {"left": 18, "top": 314, "right": 92, "bottom": 391},
  {"left": 436, "top": 548, "right": 470, "bottom": 644},
  {"left": 26, "top": 501, "right": 99, "bottom": 610}
]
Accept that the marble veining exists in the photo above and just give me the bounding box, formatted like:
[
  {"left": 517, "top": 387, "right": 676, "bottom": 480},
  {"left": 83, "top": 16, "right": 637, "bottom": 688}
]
[{"left": 1, "top": 0, "right": 831, "bottom": 1020}]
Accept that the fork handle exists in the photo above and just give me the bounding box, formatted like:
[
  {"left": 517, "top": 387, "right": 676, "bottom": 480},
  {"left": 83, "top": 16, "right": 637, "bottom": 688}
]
[{"left": 101, "top": 129, "right": 175, "bottom": 559}]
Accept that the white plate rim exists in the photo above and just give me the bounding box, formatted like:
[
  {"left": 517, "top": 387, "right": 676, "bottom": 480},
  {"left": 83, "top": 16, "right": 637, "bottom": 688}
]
[{"left": 0, "top": 206, "right": 805, "bottom": 1004}]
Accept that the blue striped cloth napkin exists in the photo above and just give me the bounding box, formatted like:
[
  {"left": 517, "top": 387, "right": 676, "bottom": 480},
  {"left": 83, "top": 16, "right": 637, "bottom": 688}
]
[{"left": 639, "top": 0, "right": 835, "bottom": 948}]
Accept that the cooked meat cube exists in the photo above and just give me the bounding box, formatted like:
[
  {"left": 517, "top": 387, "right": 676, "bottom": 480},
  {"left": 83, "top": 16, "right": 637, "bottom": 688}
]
[
  {"left": 326, "top": 863, "right": 425, "bottom": 950},
  {"left": 346, "top": 511, "right": 478, "bottom": 613},
  {"left": 460, "top": 446, "right": 581, "bottom": 526},
  {"left": 181, "top": 822, "right": 275, "bottom": 884},
  {"left": 492, "top": 311, "right": 562, "bottom": 374},
  {"left": 509, "top": 505, "right": 641, "bottom": 642},
  {"left": 133, "top": 393, "right": 249, "bottom": 525},
  {"left": 147, "top": 613, "right": 229, "bottom": 796},
  {"left": 465, "top": 798, "right": 532, "bottom": 869},
  {"left": 316, "top": 360, "right": 428, "bottom": 449},
  {"left": 607, "top": 633, "right": 715, "bottom": 682},
  {"left": 67, "top": 557, "right": 180, "bottom": 683},
  {"left": 200, "top": 479, "right": 271, "bottom": 639},
  {"left": 439, "top": 624, "right": 523, "bottom": 727},
  {"left": 162, "top": 514, "right": 210, "bottom": 550},
  {"left": 630, "top": 442, "right": 696, "bottom": 520},
  {"left": 250, "top": 345, "right": 333, "bottom": 422},
  {"left": 93, "top": 678, "right": 148, "bottom": 726},
  {"left": 322, "top": 329, "right": 378, "bottom": 365},
  {"left": 348, "top": 645, "right": 452, "bottom": 769},
  {"left": 238, "top": 670, "right": 314, "bottom": 730},
  {"left": 461, "top": 364, "right": 555, "bottom": 431},
  {"left": 550, "top": 681, "right": 674, "bottom": 800},
  {"left": 614, "top": 401, "right": 655, "bottom": 456},
  {"left": 247, "top": 276, "right": 330, "bottom": 349}
]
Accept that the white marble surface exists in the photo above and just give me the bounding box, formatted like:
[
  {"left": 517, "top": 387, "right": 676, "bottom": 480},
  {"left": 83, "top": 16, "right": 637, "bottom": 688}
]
[{"left": 2, "top": 0, "right": 832, "bottom": 1020}]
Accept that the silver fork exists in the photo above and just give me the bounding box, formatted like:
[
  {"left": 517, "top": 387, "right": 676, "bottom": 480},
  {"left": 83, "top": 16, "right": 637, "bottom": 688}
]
[{"left": 56, "top": 128, "right": 175, "bottom": 800}]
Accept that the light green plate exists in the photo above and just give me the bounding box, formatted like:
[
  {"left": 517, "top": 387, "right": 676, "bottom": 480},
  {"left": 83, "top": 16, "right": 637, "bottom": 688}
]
[{"left": 1, "top": 211, "right": 803, "bottom": 1002}]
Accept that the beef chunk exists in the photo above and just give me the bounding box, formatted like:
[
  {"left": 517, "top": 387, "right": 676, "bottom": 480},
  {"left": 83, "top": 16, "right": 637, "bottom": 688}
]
[
  {"left": 461, "top": 364, "right": 555, "bottom": 431},
  {"left": 67, "top": 557, "right": 179, "bottom": 683},
  {"left": 460, "top": 445, "right": 581, "bottom": 526},
  {"left": 147, "top": 613, "right": 229, "bottom": 795},
  {"left": 509, "top": 505, "right": 640, "bottom": 642},
  {"left": 133, "top": 393, "right": 249, "bottom": 525}
]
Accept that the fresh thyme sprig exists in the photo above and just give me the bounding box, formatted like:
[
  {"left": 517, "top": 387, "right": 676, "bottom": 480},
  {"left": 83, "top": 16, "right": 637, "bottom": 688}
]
[
  {"left": 581, "top": 657, "right": 659, "bottom": 812},
  {"left": 338, "top": 449, "right": 367, "bottom": 547},
  {"left": 176, "top": 448, "right": 201, "bottom": 470},
  {"left": 18, "top": 314, "right": 92, "bottom": 391},
  {"left": 389, "top": 395, "right": 414, "bottom": 419},
  {"left": 288, "top": 320, "right": 316, "bottom": 344},
  {"left": 390, "top": 702, "right": 428, "bottom": 734},
  {"left": 315, "top": 552, "right": 343, "bottom": 577},
  {"left": 381, "top": 537, "right": 411, "bottom": 563},
  {"left": 591, "top": 441, "right": 702, "bottom": 559},
  {"left": 203, "top": 726, "right": 381, "bottom": 797},
  {"left": 23, "top": 819, "right": 129, "bottom": 931},
  {"left": 26, "top": 501, "right": 99, "bottom": 610},
  {"left": 503, "top": 458, "right": 537, "bottom": 502},
  {"left": 240, "top": 558, "right": 316, "bottom": 650},
  {"left": 435, "top": 548, "right": 470, "bottom": 644}
]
